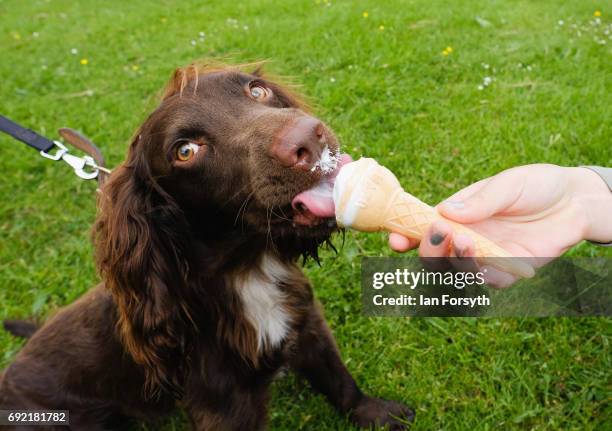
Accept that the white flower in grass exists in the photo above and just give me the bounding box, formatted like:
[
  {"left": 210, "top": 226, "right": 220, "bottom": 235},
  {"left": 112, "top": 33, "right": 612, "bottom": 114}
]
[
  {"left": 191, "top": 40, "right": 197, "bottom": 46},
  {"left": 478, "top": 75, "right": 493, "bottom": 90},
  {"left": 71, "top": 48, "right": 78, "bottom": 55},
  {"left": 330, "top": 77, "right": 336, "bottom": 83},
  {"left": 558, "top": 20, "right": 564, "bottom": 26}
]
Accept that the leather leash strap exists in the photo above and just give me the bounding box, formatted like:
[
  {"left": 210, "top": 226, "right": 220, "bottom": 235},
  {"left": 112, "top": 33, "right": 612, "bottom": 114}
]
[{"left": 59, "top": 128, "right": 109, "bottom": 185}]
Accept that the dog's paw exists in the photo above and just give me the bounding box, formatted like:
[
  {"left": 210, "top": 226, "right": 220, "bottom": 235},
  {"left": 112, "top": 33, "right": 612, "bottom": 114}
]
[{"left": 350, "top": 396, "right": 414, "bottom": 430}]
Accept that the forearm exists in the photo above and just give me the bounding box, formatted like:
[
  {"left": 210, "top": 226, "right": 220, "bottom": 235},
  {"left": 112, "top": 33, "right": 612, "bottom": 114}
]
[{"left": 569, "top": 167, "right": 612, "bottom": 244}]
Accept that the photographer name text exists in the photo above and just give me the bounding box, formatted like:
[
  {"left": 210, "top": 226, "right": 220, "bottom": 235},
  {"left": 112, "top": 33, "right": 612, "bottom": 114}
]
[{"left": 373, "top": 294, "right": 490, "bottom": 308}]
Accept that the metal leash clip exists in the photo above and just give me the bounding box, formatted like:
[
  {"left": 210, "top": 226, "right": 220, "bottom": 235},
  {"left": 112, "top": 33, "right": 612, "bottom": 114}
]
[{"left": 40, "top": 140, "right": 111, "bottom": 180}]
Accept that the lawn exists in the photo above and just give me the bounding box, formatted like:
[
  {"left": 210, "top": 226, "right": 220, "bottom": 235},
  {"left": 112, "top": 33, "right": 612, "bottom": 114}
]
[{"left": 1, "top": 0, "right": 611, "bottom": 430}]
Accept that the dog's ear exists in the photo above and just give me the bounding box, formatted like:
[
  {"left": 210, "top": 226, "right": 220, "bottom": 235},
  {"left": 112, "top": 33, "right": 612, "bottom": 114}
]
[
  {"left": 162, "top": 65, "right": 200, "bottom": 100},
  {"left": 249, "top": 64, "right": 311, "bottom": 112},
  {"left": 93, "top": 125, "right": 195, "bottom": 400},
  {"left": 251, "top": 63, "right": 264, "bottom": 77}
]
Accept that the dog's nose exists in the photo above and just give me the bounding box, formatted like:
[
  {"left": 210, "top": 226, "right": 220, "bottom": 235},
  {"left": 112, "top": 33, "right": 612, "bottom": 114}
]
[{"left": 270, "top": 117, "right": 325, "bottom": 171}]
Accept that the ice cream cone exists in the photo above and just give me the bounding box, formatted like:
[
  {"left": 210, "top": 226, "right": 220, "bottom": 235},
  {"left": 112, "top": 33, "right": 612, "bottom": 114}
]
[{"left": 333, "top": 158, "right": 535, "bottom": 279}]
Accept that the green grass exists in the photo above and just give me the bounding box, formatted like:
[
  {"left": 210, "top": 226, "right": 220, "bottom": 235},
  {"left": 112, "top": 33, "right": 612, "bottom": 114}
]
[{"left": 1, "top": 0, "right": 611, "bottom": 429}]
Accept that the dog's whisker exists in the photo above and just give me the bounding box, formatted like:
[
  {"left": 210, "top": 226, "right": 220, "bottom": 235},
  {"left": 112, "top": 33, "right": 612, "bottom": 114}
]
[
  {"left": 264, "top": 205, "right": 279, "bottom": 254},
  {"left": 265, "top": 206, "right": 272, "bottom": 250},
  {"left": 277, "top": 205, "right": 292, "bottom": 221},
  {"left": 241, "top": 192, "right": 257, "bottom": 231},
  {"left": 270, "top": 208, "right": 293, "bottom": 222},
  {"left": 235, "top": 190, "right": 256, "bottom": 227},
  {"left": 223, "top": 182, "right": 253, "bottom": 210}
]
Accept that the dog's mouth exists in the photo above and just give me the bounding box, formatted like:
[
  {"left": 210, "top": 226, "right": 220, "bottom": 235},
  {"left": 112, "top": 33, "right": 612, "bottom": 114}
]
[{"left": 291, "top": 154, "right": 352, "bottom": 226}]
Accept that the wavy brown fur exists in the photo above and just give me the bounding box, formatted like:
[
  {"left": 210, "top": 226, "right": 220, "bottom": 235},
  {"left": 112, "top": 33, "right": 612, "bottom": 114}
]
[{"left": 1, "top": 62, "right": 413, "bottom": 430}]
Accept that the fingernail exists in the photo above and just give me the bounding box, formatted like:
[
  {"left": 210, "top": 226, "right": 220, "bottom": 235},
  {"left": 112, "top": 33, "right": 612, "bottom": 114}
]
[
  {"left": 454, "top": 234, "right": 470, "bottom": 257},
  {"left": 430, "top": 232, "right": 446, "bottom": 246},
  {"left": 444, "top": 200, "right": 464, "bottom": 209}
]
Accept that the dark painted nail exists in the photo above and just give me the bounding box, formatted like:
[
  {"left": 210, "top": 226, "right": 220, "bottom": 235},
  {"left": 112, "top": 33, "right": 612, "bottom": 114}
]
[{"left": 430, "top": 232, "right": 445, "bottom": 246}]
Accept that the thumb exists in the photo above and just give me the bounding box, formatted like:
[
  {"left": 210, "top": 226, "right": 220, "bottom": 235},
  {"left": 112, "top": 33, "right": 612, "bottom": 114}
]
[{"left": 437, "top": 170, "right": 523, "bottom": 223}]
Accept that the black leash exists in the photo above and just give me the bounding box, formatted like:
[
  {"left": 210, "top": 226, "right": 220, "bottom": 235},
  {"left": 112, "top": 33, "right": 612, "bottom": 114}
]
[
  {"left": 0, "top": 114, "right": 110, "bottom": 182},
  {"left": 0, "top": 114, "right": 56, "bottom": 153}
]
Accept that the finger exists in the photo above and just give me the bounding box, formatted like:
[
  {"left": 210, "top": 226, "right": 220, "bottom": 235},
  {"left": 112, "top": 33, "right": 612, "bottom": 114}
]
[
  {"left": 389, "top": 233, "right": 418, "bottom": 252},
  {"left": 419, "top": 220, "right": 454, "bottom": 272},
  {"left": 419, "top": 221, "right": 453, "bottom": 257},
  {"left": 444, "top": 177, "right": 490, "bottom": 203},
  {"left": 437, "top": 170, "right": 525, "bottom": 224},
  {"left": 449, "top": 233, "right": 481, "bottom": 273},
  {"left": 480, "top": 265, "right": 519, "bottom": 288}
]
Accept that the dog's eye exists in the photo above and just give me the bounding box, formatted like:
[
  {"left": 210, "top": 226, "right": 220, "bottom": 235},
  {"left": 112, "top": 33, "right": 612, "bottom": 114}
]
[
  {"left": 176, "top": 142, "right": 200, "bottom": 161},
  {"left": 249, "top": 83, "right": 271, "bottom": 101}
]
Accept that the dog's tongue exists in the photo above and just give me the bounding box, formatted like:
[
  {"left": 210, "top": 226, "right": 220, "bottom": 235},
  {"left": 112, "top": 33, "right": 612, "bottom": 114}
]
[
  {"left": 293, "top": 180, "right": 336, "bottom": 218},
  {"left": 292, "top": 154, "right": 352, "bottom": 221}
]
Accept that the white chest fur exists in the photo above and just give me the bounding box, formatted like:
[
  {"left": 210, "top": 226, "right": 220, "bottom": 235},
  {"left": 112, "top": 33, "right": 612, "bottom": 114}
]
[{"left": 236, "top": 254, "right": 292, "bottom": 352}]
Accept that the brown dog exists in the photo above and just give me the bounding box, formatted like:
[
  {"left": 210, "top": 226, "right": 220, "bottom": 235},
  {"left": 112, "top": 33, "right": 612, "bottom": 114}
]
[{"left": 0, "top": 63, "right": 414, "bottom": 430}]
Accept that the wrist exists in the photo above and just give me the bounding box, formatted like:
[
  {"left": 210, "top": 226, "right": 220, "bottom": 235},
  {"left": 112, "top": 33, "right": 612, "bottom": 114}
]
[{"left": 568, "top": 167, "right": 612, "bottom": 243}]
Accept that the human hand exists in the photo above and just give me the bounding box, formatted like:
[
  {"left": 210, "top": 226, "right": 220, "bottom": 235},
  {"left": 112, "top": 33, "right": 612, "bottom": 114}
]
[{"left": 389, "top": 164, "right": 612, "bottom": 287}]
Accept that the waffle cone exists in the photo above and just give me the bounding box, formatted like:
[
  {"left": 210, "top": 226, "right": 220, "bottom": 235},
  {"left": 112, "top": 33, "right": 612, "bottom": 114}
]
[{"left": 334, "top": 158, "right": 534, "bottom": 278}]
